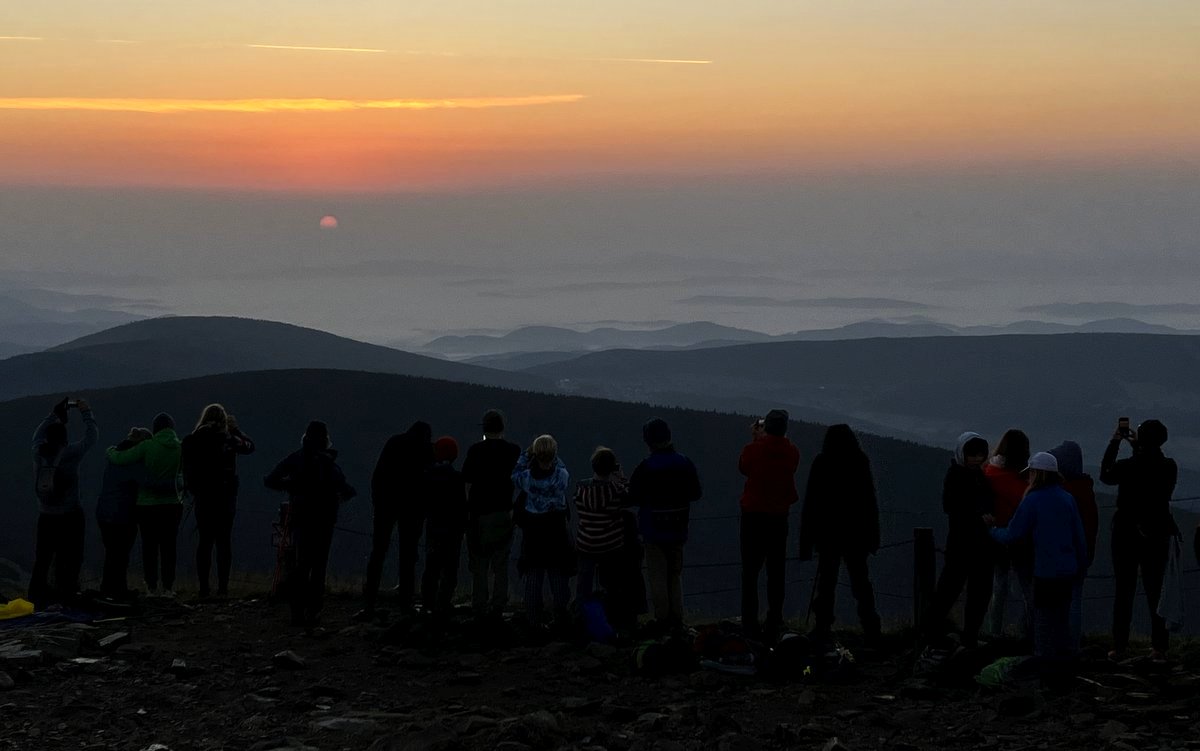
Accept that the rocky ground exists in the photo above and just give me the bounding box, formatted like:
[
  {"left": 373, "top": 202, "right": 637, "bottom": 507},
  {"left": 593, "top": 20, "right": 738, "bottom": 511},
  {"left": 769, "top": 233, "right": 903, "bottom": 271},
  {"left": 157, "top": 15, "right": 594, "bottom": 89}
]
[{"left": 0, "top": 594, "right": 1197, "bottom": 751}]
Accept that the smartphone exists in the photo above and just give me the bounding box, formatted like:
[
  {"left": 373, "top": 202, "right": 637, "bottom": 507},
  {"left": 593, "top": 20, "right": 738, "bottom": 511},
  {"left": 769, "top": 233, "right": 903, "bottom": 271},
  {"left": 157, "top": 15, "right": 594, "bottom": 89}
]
[
  {"left": 1118, "top": 417, "right": 1131, "bottom": 438},
  {"left": 66, "top": 400, "right": 79, "bottom": 409}
]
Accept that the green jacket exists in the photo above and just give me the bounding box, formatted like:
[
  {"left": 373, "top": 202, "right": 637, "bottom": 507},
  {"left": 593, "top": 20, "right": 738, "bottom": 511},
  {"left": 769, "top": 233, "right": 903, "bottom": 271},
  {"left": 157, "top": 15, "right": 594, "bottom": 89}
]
[{"left": 107, "top": 428, "right": 183, "bottom": 506}]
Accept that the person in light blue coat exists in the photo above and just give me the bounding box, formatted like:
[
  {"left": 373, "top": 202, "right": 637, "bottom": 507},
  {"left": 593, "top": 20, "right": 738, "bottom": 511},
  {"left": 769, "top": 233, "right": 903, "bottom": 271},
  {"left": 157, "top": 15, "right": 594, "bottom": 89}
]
[{"left": 989, "top": 452, "right": 1088, "bottom": 660}]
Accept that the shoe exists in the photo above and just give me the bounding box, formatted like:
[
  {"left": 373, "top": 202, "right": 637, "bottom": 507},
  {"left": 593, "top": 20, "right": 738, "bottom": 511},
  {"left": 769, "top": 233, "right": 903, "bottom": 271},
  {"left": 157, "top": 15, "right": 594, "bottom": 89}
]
[
  {"left": 1107, "top": 649, "right": 1124, "bottom": 661},
  {"left": 1150, "top": 649, "right": 1168, "bottom": 664},
  {"left": 352, "top": 608, "right": 377, "bottom": 623},
  {"left": 161, "top": 590, "right": 176, "bottom": 599}
]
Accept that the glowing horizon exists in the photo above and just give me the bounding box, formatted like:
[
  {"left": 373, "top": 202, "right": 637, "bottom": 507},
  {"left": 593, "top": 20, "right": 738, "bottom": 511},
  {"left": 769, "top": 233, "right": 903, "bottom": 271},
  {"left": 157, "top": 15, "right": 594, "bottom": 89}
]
[{"left": 2, "top": 1, "right": 1197, "bottom": 192}]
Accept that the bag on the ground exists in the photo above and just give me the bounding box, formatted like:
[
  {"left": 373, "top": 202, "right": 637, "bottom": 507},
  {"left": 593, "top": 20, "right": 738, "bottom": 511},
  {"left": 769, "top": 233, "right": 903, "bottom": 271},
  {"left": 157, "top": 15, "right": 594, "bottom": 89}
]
[
  {"left": 975, "top": 656, "right": 1032, "bottom": 688},
  {"left": 580, "top": 594, "right": 616, "bottom": 644}
]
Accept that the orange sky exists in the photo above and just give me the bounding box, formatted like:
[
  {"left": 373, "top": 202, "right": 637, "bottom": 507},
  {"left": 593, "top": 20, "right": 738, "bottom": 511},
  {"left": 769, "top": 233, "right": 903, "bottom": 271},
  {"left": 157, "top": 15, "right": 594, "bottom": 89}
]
[{"left": 1, "top": 1, "right": 1197, "bottom": 191}]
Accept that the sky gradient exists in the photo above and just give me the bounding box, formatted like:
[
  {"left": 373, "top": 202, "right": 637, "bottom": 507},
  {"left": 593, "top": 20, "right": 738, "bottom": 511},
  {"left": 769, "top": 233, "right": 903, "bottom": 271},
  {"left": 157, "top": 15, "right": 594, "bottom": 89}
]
[{"left": 3, "top": 1, "right": 1198, "bottom": 191}]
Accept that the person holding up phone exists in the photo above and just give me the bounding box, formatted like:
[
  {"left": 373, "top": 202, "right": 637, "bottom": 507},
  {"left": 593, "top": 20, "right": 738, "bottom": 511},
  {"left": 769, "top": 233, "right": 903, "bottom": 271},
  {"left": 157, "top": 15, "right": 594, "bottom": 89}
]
[
  {"left": 29, "top": 397, "right": 99, "bottom": 608},
  {"left": 1101, "top": 417, "right": 1177, "bottom": 662}
]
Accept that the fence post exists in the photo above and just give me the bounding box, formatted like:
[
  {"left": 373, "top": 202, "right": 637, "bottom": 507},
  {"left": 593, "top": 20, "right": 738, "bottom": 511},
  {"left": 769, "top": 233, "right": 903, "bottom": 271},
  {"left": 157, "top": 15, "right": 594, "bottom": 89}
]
[{"left": 913, "top": 527, "right": 936, "bottom": 630}]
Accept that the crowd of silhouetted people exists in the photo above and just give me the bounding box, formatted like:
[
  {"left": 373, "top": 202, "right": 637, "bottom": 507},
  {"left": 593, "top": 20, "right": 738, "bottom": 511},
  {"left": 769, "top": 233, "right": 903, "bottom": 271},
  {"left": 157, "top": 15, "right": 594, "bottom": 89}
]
[{"left": 26, "top": 397, "right": 1191, "bottom": 666}]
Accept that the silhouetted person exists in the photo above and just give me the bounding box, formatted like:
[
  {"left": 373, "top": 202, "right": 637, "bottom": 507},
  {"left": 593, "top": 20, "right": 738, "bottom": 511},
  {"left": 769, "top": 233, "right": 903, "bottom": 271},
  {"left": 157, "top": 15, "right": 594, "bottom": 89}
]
[
  {"left": 925, "top": 432, "right": 995, "bottom": 647},
  {"left": 738, "top": 409, "right": 801, "bottom": 641},
  {"left": 29, "top": 397, "right": 99, "bottom": 607},
  {"left": 182, "top": 404, "right": 255, "bottom": 598},
  {"left": 462, "top": 409, "right": 521, "bottom": 620},
  {"left": 513, "top": 434, "right": 573, "bottom": 628},
  {"left": 360, "top": 421, "right": 433, "bottom": 618},
  {"left": 109, "top": 412, "right": 182, "bottom": 598},
  {"left": 96, "top": 427, "right": 152, "bottom": 600},
  {"left": 1049, "top": 440, "right": 1098, "bottom": 653},
  {"left": 576, "top": 443, "right": 633, "bottom": 602},
  {"left": 629, "top": 418, "right": 702, "bottom": 635},
  {"left": 798, "top": 424, "right": 881, "bottom": 643},
  {"left": 1101, "top": 418, "right": 1177, "bottom": 661},
  {"left": 264, "top": 421, "right": 356, "bottom": 629},
  {"left": 422, "top": 437, "right": 468, "bottom": 618},
  {"left": 986, "top": 429, "right": 1033, "bottom": 639},
  {"left": 990, "top": 452, "right": 1088, "bottom": 661}
]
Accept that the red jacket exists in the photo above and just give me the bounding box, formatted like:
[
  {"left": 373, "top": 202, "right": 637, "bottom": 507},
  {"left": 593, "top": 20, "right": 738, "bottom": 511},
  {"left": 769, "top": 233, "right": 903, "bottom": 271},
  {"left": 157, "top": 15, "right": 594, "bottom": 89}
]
[
  {"left": 985, "top": 461, "right": 1028, "bottom": 527},
  {"left": 738, "top": 436, "right": 801, "bottom": 514}
]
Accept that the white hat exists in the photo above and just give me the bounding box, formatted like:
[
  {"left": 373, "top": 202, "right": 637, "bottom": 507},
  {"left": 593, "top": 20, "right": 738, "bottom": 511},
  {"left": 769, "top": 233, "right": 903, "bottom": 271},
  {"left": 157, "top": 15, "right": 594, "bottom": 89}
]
[{"left": 1024, "top": 451, "right": 1059, "bottom": 474}]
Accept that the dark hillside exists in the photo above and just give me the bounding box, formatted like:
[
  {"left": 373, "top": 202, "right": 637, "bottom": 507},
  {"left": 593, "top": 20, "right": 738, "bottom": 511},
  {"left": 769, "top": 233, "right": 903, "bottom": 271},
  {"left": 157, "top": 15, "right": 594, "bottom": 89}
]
[
  {"left": 0, "top": 316, "right": 549, "bottom": 401},
  {"left": 527, "top": 333, "right": 1200, "bottom": 467}
]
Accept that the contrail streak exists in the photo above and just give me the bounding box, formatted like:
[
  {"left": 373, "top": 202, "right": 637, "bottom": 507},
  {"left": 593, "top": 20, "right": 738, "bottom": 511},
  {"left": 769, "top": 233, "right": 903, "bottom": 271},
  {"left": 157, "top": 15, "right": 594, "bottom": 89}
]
[
  {"left": 247, "top": 43, "right": 388, "bottom": 54},
  {"left": 0, "top": 36, "right": 44, "bottom": 41},
  {"left": 0, "top": 95, "right": 586, "bottom": 114},
  {"left": 586, "top": 57, "right": 712, "bottom": 65}
]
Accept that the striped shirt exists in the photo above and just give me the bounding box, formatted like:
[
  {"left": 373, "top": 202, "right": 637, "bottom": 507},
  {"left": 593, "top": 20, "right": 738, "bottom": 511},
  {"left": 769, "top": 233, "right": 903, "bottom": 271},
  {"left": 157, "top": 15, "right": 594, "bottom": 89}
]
[{"left": 574, "top": 477, "right": 630, "bottom": 555}]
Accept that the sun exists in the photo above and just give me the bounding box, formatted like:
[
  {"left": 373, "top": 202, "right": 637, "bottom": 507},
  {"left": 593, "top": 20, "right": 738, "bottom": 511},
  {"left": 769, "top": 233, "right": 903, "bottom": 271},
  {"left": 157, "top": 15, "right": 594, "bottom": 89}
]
[{"left": 319, "top": 215, "right": 339, "bottom": 229}]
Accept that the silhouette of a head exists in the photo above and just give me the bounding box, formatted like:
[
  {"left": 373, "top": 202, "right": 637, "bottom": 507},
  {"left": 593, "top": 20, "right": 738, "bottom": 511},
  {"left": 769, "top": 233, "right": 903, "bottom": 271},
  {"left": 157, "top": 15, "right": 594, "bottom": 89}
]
[
  {"left": 153, "top": 413, "right": 175, "bottom": 433},
  {"left": 434, "top": 436, "right": 459, "bottom": 463},
  {"left": 1138, "top": 419, "right": 1168, "bottom": 449},
  {"left": 481, "top": 409, "right": 505, "bottom": 435},
  {"left": 304, "top": 420, "right": 331, "bottom": 450},
  {"left": 642, "top": 418, "right": 672, "bottom": 448},
  {"left": 763, "top": 409, "right": 789, "bottom": 437}
]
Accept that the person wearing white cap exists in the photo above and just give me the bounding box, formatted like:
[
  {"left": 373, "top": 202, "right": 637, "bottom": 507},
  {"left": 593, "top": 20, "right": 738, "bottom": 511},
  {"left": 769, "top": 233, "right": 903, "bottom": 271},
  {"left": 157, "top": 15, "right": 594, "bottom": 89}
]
[{"left": 988, "top": 452, "right": 1088, "bottom": 662}]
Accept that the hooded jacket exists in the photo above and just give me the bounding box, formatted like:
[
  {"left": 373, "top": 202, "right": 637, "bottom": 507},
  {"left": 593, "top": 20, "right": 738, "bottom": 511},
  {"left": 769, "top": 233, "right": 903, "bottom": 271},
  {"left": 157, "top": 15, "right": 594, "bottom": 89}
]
[
  {"left": 32, "top": 409, "right": 100, "bottom": 515},
  {"left": 1050, "top": 441, "right": 1099, "bottom": 566},
  {"left": 942, "top": 432, "right": 995, "bottom": 552},
  {"left": 1100, "top": 439, "right": 1178, "bottom": 537},
  {"left": 738, "top": 435, "right": 801, "bottom": 514},
  {"left": 991, "top": 484, "right": 1088, "bottom": 580},
  {"left": 107, "top": 428, "right": 182, "bottom": 506},
  {"left": 798, "top": 450, "right": 880, "bottom": 558}
]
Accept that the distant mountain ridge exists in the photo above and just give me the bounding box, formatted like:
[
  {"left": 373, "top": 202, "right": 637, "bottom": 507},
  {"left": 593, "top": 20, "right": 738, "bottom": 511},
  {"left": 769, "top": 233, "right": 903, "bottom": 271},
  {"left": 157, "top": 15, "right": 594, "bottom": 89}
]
[
  {"left": 431, "top": 317, "right": 1196, "bottom": 369},
  {"left": 0, "top": 316, "right": 550, "bottom": 402},
  {"left": 524, "top": 332, "right": 1200, "bottom": 474},
  {"left": 0, "top": 289, "right": 147, "bottom": 348},
  {"left": 419, "top": 321, "right": 773, "bottom": 359}
]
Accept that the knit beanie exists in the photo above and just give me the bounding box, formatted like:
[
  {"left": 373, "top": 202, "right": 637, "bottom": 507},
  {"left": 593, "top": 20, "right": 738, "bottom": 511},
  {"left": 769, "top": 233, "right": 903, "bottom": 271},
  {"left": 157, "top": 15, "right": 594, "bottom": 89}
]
[{"left": 434, "top": 436, "right": 459, "bottom": 463}]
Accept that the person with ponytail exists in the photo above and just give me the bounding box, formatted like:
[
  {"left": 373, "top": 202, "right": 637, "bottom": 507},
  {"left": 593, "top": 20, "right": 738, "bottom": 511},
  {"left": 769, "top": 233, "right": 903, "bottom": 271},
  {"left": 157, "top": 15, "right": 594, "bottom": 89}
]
[{"left": 181, "top": 403, "right": 255, "bottom": 598}]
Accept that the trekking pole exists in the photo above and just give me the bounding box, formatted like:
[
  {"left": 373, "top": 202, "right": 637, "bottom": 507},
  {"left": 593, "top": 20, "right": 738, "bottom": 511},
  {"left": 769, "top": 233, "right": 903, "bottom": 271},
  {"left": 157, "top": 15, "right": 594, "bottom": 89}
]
[{"left": 805, "top": 571, "right": 819, "bottom": 630}]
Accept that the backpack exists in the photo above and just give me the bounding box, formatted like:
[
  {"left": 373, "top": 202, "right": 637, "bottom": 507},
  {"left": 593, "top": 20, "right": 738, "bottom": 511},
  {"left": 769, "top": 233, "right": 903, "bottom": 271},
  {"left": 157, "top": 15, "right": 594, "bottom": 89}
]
[{"left": 34, "top": 451, "right": 66, "bottom": 506}]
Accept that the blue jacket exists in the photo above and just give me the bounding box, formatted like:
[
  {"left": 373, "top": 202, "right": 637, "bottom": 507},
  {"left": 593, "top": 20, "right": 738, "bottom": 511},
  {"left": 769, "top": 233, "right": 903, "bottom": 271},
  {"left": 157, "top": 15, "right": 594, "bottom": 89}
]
[
  {"left": 991, "top": 485, "right": 1087, "bottom": 580},
  {"left": 629, "top": 448, "right": 703, "bottom": 545},
  {"left": 511, "top": 454, "right": 570, "bottom": 514}
]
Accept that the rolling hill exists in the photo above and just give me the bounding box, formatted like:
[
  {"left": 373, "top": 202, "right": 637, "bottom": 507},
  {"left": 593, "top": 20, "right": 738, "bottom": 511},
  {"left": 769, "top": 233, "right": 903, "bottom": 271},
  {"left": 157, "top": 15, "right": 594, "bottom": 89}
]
[
  {"left": 526, "top": 333, "right": 1200, "bottom": 475},
  {"left": 0, "top": 316, "right": 550, "bottom": 402}
]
